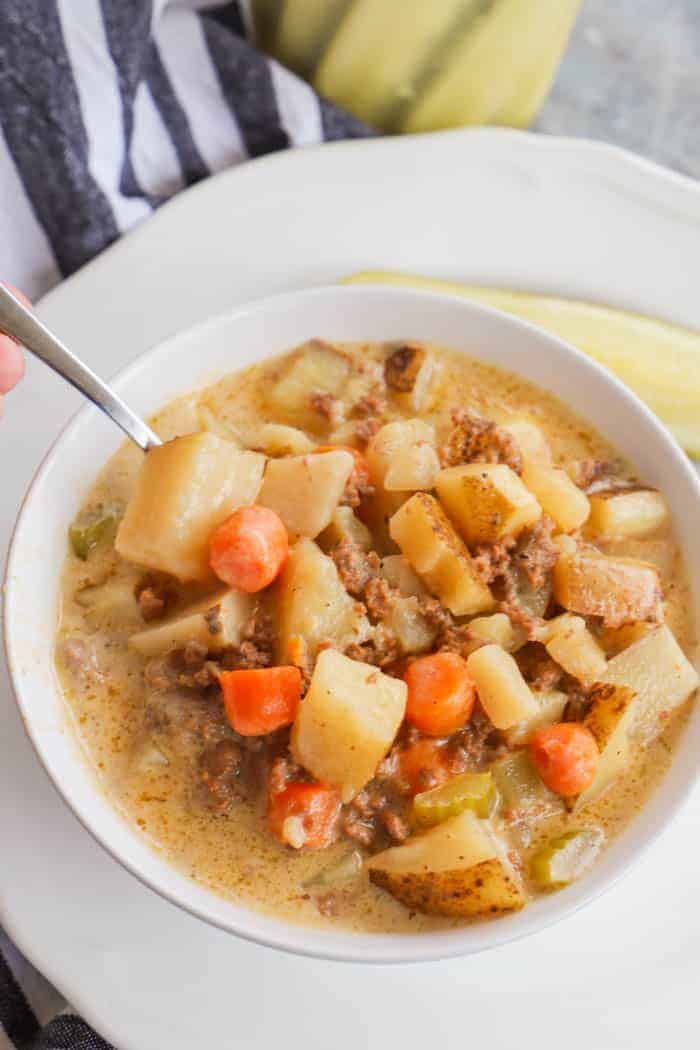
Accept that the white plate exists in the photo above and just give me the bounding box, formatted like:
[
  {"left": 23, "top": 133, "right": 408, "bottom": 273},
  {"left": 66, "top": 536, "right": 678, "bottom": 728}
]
[{"left": 2, "top": 129, "right": 700, "bottom": 1048}]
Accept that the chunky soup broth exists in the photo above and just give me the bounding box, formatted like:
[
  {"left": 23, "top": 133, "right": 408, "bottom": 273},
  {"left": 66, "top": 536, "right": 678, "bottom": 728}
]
[{"left": 56, "top": 340, "right": 697, "bottom": 932}]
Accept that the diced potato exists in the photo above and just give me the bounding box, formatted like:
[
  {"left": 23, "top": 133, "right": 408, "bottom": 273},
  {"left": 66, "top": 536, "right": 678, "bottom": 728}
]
[
  {"left": 368, "top": 810, "right": 526, "bottom": 917},
  {"left": 584, "top": 682, "right": 638, "bottom": 752},
  {"left": 574, "top": 683, "right": 638, "bottom": 811},
  {"left": 383, "top": 344, "right": 437, "bottom": 411},
  {"left": 531, "top": 828, "right": 605, "bottom": 889},
  {"left": 74, "top": 577, "right": 138, "bottom": 630},
  {"left": 467, "top": 644, "right": 539, "bottom": 729},
  {"left": 389, "top": 493, "right": 494, "bottom": 616},
  {"left": 360, "top": 486, "right": 409, "bottom": 554},
  {"left": 501, "top": 419, "right": 552, "bottom": 466},
  {"left": 318, "top": 505, "right": 373, "bottom": 553},
  {"left": 491, "top": 750, "right": 564, "bottom": 846},
  {"left": 522, "top": 463, "right": 590, "bottom": 533},
  {"left": 291, "top": 649, "right": 406, "bottom": 801},
  {"left": 587, "top": 488, "right": 669, "bottom": 539},
  {"left": 469, "top": 613, "right": 516, "bottom": 651},
  {"left": 436, "top": 463, "right": 542, "bottom": 545},
  {"left": 129, "top": 590, "right": 252, "bottom": 656},
  {"left": 237, "top": 422, "right": 315, "bottom": 457},
  {"left": 543, "top": 613, "right": 607, "bottom": 686},
  {"left": 277, "top": 539, "right": 370, "bottom": 665},
  {"left": 258, "top": 450, "right": 354, "bottom": 538},
  {"left": 380, "top": 555, "right": 428, "bottom": 598},
  {"left": 553, "top": 548, "right": 662, "bottom": 627},
  {"left": 366, "top": 419, "right": 440, "bottom": 492},
  {"left": 601, "top": 624, "right": 698, "bottom": 735},
  {"left": 115, "top": 434, "right": 265, "bottom": 581},
  {"left": 384, "top": 595, "right": 437, "bottom": 654},
  {"left": 575, "top": 626, "right": 698, "bottom": 808},
  {"left": 503, "top": 689, "right": 568, "bottom": 747},
  {"left": 413, "top": 771, "right": 498, "bottom": 826},
  {"left": 267, "top": 340, "right": 351, "bottom": 429},
  {"left": 596, "top": 621, "right": 655, "bottom": 657}
]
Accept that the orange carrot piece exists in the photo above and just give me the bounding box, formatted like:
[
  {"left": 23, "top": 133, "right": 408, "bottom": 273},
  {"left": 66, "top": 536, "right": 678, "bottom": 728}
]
[
  {"left": 396, "top": 738, "right": 451, "bottom": 796},
  {"left": 209, "top": 505, "right": 288, "bottom": 592},
  {"left": 268, "top": 780, "right": 341, "bottom": 849},
  {"left": 221, "top": 666, "right": 302, "bottom": 736},
  {"left": 530, "top": 723, "right": 599, "bottom": 796},
  {"left": 403, "top": 651, "right": 476, "bottom": 736}
]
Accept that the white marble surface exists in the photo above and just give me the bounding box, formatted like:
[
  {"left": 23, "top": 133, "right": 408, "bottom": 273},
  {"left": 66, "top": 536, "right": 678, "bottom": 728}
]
[{"left": 539, "top": 0, "right": 700, "bottom": 178}]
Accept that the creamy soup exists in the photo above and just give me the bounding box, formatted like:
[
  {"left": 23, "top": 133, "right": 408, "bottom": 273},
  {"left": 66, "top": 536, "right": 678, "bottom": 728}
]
[{"left": 56, "top": 340, "right": 698, "bottom": 932}]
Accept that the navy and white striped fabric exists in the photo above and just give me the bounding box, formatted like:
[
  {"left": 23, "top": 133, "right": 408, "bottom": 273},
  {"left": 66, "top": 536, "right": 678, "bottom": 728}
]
[
  {"left": 0, "top": 0, "right": 370, "bottom": 300},
  {"left": 0, "top": 2, "right": 369, "bottom": 1047}
]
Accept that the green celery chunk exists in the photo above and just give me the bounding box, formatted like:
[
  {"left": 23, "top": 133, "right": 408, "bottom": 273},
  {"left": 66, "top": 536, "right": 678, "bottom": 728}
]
[
  {"left": 69, "top": 511, "right": 117, "bottom": 560},
  {"left": 413, "top": 771, "right": 498, "bottom": 826},
  {"left": 302, "top": 849, "right": 363, "bottom": 889},
  {"left": 531, "top": 828, "right": 605, "bottom": 889}
]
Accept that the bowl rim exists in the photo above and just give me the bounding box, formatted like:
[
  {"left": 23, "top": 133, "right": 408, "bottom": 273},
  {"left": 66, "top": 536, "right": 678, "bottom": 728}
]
[{"left": 5, "top": 282, "right": 700, "bottom": 965}]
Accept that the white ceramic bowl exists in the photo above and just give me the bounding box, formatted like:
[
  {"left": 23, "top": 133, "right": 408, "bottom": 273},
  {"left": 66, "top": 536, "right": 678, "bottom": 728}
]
[{"left": 5, "top": 285, "right": 700, "bottom": 965}]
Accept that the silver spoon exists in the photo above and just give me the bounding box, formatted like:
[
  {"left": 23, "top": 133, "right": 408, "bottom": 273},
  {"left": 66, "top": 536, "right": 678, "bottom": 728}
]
[{"left": 0, "top": 284, "right": 161, "bottom": 451}]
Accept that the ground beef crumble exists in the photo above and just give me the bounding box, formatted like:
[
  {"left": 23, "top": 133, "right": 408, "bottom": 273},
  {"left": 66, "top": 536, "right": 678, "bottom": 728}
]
[
  {"left": 440, "top": 409, "right": 522, "bottom": 473},
  {"left": 135, "top": 574, "right": 172, "bottom": 622},
  {"left": 220, "top": 608, "right": 275, "bottom": 671},
  {"left": 332, "top": 541, "right": 380, "bottom": 597},
  {"left": 309, "top": 390, "right": 344, "bottom": 427},
  {"left": 512, "top": 515, "right": 558, "bottom": 589}
]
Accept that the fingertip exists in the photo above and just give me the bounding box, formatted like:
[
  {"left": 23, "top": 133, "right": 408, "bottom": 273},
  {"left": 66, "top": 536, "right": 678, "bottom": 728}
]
[{"left": 0, "top": 336, "right": 25, "bottom": 393}]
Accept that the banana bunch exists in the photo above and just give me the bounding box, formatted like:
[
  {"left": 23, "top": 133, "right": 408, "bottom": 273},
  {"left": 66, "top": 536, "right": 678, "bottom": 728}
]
[{"left": 253, "top": 0, "right": 582, "bottom": 132}]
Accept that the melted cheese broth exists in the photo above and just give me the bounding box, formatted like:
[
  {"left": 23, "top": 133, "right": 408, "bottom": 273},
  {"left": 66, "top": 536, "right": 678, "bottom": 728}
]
[{"left": 56, "top": 343, "right": 697, "bottom": 933}]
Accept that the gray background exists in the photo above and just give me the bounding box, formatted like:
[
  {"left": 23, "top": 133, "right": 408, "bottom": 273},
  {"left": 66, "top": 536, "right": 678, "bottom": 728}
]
[{"left": 537, "top": 0, "right": 700, "bottom": 178}]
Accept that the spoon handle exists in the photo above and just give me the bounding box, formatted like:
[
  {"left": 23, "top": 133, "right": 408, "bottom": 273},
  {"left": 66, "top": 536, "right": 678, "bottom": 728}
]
[{"left": 0, "top": 284, "right": 161, "bottom": 452}]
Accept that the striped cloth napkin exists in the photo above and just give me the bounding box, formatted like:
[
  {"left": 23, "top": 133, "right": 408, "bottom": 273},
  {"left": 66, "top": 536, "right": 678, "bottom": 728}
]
[{"left": 0, "top": 2, "right": 369, "bottom": 1047}]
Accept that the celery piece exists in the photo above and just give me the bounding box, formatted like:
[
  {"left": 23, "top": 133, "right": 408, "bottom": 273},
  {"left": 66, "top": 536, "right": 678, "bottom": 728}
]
[
  {"left": 302, "top": 849, "right": 363, "bottom": 889},
  {"left": 530, "top": 828, "right": 604, "bottom": 889},
  {"left": 69, "top": 512, "right": 117, "bottom": 560},
  {"left": 413, "top": 771, "right": 498, "bottom": 826}
]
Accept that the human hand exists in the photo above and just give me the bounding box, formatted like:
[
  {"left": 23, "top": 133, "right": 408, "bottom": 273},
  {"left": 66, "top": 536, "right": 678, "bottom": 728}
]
[{"left": 0, "top": 284, "right": 28, "bottom": 416}]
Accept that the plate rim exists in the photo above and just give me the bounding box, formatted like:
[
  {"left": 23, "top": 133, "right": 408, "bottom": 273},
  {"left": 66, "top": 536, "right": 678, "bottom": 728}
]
[{"left": 3, "top": 127, "right": 700, "bottom": 1043}]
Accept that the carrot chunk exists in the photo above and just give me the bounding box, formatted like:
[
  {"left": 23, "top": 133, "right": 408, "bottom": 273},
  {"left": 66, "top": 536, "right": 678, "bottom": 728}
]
[
  {"left": 209, "top": 505, "right": 288, "bottom": 592},
  {"left": 396, "top": 738, "right": 452, "bottom": 796},
  {"left": 221, "top": 666, "right": 302, "bottom": 736},
  {"left": 403, "top": 652, "right": 476, "bottom": 736},
  {"left": 530, "top": 723, "right": 599, "bottom": 796},
  {"left": 268, "top": 780, "right": 341, "bottom": 849}
]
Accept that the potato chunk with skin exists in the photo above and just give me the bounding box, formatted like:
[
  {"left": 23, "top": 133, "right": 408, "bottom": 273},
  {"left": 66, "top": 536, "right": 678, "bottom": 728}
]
[
  {"left": 368, "top": 810, "right": 526, "bottom": 917},
  {"left": 522, "top": 463, "right": 590, "bottom": 533},
  {"left": 267, "top": 339, "right": 351, "bottom": 429},
  {"left": 575, "top": 626, "right": 698, "bottom": 809},
  {"left": 115, "top": 434, "right": 265, "bottom": 581},
  {"left": 466, "top": 644, "right": 539, "bottom": 730},
  {"left": 291, "top": 649, "right": 406, "bottom": 802},
  {"left": 383, "top": 344, "right": 437, "bottom": 411},
  {"left": 258, "top": 450, "right": 354, "bottom": 538},
  {"left": 277, "top": 539, "right": 369, "bottom": 665},
  {"left": 129, "top": 590, "right": 252, "bottom": 656},
  {"left": 436, "top": 463, "right": 542, "bottom": 545},
  {"left": 587, "top": 488, "right": 668, "bottom": 539},
  {"left": 366, "top": 419, "right": 440, "bottom": 492},
  {"left": 543, "top": 614, "right": 607, "bottom": 686},
  {"left": 553, "top": 548, "right": 662, "bottom": 627},
  {"left": 389, "top": 493, "right": 494, "bottom": 616}
]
